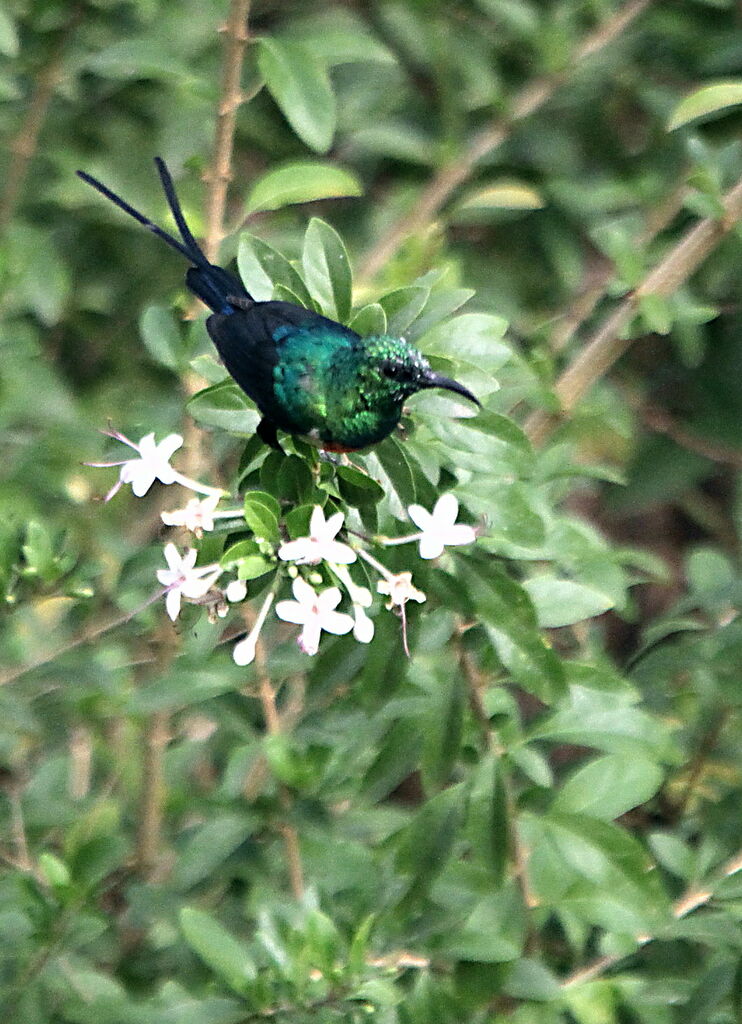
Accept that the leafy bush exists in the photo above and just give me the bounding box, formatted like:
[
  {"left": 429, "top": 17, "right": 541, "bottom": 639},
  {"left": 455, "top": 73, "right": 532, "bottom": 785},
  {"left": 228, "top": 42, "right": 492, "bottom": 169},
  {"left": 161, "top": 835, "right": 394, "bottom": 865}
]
[{"left": 2, "top": 1, "right": 742, "bottom": 1021}]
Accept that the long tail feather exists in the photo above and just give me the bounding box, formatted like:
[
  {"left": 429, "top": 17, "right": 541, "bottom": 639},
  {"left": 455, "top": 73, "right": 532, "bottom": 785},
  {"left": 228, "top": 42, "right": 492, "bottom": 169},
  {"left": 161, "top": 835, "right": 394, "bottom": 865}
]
[{"left": 76, "top": 159, "right": 251, "bottom": 313}]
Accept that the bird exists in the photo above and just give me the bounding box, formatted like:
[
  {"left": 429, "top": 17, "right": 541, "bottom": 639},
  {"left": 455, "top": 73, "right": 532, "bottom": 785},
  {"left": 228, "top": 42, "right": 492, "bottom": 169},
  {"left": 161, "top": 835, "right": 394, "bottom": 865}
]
[{"left": 77, "top": 158, "right": 480, "bottom": 452}]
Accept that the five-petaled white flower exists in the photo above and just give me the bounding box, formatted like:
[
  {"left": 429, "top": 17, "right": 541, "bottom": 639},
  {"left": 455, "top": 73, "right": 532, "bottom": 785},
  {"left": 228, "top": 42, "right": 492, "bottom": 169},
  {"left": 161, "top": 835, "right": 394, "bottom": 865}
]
[
  {"left": 377, "top": 571, "right": 426, "bottom": 609},
  {"left": 278, "top": 505, "right": 356, "bottom": 566},
  {"left": 162, "top": 494, "right": 221, "bottom": 536},
  {"left": 156, "top": 543, "right": 223, "bottom": 621},
  {"left": 407, "top": 494, "right": 477, "bottom": 559},
  {"left": 275, "top": 577, "right": 354, "bottom": 656},
  {"left": 88, "top": 431, "right": 183, "bottom": 502}
]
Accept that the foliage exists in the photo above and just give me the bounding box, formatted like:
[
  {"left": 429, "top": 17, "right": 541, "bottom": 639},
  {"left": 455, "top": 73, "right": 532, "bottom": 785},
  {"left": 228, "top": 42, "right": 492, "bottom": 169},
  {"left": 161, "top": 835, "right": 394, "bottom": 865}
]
[{"left": 2, "top": 1, "right": 742, "bottom": 1022}]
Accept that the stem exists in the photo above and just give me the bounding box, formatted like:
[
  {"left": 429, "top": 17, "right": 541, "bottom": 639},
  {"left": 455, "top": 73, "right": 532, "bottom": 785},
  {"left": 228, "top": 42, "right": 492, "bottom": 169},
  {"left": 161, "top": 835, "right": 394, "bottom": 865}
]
[
  {"left": 562, "top": 845, "right": 742, "bottom": 987},
  {"left": 525, "top": 173, "right": 742, "bottom": 446},
  {"left": 0, "top": 590, "right": 164, "bottom": 687},
  {"left": 0, "top": 10, "right": 81, "bottom": 233},
  {"left": 457, "top": 632, "right": 537, "bottom": 910},
  {"left": 135, "top": 710, "right": 170, "bottom": 880},
  {"left": 203, "top": 0, "right": 252, "bottom": 265},
  {"left": 357, "top": 0, "right": 655, "bottom": 284},
  {"left": 245, "top": 604, "right": 305, "bottom": 901},
  {"left": 549, "top": 182, "right": 689, "bottom": 353}
]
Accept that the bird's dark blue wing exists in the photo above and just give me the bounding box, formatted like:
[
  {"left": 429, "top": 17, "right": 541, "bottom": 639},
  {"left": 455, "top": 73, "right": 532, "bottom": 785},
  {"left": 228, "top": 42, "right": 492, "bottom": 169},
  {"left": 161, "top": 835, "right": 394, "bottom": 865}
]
[{"left": 205, "top": 301, "right": 361, "bottom": 433}]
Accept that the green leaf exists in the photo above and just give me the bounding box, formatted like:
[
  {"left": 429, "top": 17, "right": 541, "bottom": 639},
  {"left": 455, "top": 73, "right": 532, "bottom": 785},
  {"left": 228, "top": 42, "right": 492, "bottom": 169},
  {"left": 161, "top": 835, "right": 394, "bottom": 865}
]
[
  {"left": 455, "top": 180, "right": 546, "bottom": 212},
  {"left": 395, "top": 785, "right": 467, "bottom": 899},
  {"left": 302, "top": 218, "right": 353, "bottom": 322},
  {"left": 349, "top": 303, "right": 387, "bottom": 336},
  {"left": 552, "top": 754, "right": 664, "bottom": 820},
  {"left": 180, "top": 908, "right": 256, "bottom": 997},
  {"left": 238, "top": 233, "right": 314, "bottom": 308},
  {"left": 440, "top": 883, "right": 525, "bottom": 962},
  {"left": 0, "top": 10, "right": 19, "bottom": 57},
  {"left": 85, "top": 39, "right": 195, "bottom": 80},
  {"left": 422, "top": 313, "right": 510, "bottom": 373},
  {"left": 243, "top": 491, "right": 280, "bottom": 544},
  {"left": 246, "top": 163, "right": 362, "bottom": 215},
  {"left": 172, "top": 814, "right": 256, "bottom": 889},
  {"left": 668, "top": 81, "right": 742, "bottom": 130},
  {"left": 39, "top": 852, "right": 71, "bottom": 890},
  {"left": 378, "top": 285, "right": 430, "bottom": 335},
  {"left": 522, "top": 578, "right": 615, "bottom": 627},
  {"left": 637, "top": 292, "right": 673, "bottom": 335},
  {"left": 140, "top": 304, "right": 184, "bottom": 370},
  {"left": 187, "top": 381, "right": 260, "bottom": 434},
  {"left": 258, "top": 37, "right": 336, "bottom": 152},
  {"left": 336, "top": 464, "right": 385, "bottom": 506},
  {"left": 465, "top": 559, "right": 565, "bottom": 703},
  {"left": 528, "top": 683, "right": 676, "bottom": 759}
]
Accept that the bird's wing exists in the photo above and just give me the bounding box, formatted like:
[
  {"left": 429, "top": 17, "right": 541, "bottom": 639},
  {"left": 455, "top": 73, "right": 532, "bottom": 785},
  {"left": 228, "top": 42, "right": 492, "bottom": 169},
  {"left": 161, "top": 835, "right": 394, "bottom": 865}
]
[{"left": 205, "top": 301, "right": 361, "bottom": 432}]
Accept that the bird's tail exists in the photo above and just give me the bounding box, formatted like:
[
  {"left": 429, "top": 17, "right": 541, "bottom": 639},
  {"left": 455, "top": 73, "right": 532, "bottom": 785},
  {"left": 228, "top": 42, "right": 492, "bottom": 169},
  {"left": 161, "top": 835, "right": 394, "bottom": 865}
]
[{"left": 76, "top": 158, "right": 251, "bottom": 315}]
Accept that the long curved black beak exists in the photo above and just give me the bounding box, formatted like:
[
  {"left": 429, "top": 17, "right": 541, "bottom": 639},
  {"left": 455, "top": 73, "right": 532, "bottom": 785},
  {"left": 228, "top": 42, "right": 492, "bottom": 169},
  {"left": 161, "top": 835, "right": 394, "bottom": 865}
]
[{"left": 420, "top": 370, "right": 481, "bottom": 407}]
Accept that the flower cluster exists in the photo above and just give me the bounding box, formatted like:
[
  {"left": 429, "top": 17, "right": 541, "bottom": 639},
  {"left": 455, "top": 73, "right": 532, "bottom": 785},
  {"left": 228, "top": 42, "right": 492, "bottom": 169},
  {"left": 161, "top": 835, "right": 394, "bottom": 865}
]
[{"left": 89, "top": 429, "right": 479, "bottom": 662}]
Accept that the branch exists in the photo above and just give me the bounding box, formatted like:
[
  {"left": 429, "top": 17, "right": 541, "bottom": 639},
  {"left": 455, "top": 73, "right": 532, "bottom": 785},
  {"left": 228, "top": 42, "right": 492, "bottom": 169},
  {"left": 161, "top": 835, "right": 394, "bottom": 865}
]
[
  {"left": 203, "top": 0, "right": 252, "bottom": 264},
  {"left": 0, "top": 10, "right": 81, "bottom": 233},
  {"left": 245, "top": 605, "right": 305, "bottom": 901},
  {"left": 525, "top": 173, "right": 742, "bottom": 446},
  {"left": 562, "top": 845, "right": 742, "bottom": 988},
  {"left": 357, "top": 0, "right": 655, "bottom": 284},
  {"left": 549, "top": 182, "right": 689, "bottom": 353},
  {"left": 135, "top": 709, "right": 170, "bottom": 880}
]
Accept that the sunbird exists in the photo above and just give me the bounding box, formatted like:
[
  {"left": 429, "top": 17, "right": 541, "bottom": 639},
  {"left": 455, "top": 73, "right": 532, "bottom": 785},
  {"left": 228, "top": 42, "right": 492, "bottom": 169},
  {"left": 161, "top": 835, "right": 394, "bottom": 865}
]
[{"left": 77, "top": 158, "right": 479, "bottom": 452}]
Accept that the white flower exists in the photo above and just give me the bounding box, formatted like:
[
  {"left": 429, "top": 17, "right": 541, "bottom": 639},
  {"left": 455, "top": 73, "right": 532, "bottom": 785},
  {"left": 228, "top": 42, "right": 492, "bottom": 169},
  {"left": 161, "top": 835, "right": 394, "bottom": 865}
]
[
  {"left": 233, "top": 592, "right": 274, "bottom": 666},
  {"left": 225, "top": 579, "right": 248, "bottom": 603},
  {"left": 156, "top": 543, "right": 223, "bottom": 621},
  {"left": 88, "top": 431, "right": 182, "bottom": 501},
  {"left": 275, "top": 577, "right": 354, "bottom": 656},
  {"left": 162, "top": 494, "right": 221, "bottom": 536},
  {"left": 377, "top": 572, "right": 426, "bottom": 609},
  {"left": 88, "top": 427, "right": 225, "bottom": 502},
  {"left": 278, "top": 505, "right": 356, "bottom": 566},
  {"left": 407, "top": 494, "right": 477, "bottom": 559}
]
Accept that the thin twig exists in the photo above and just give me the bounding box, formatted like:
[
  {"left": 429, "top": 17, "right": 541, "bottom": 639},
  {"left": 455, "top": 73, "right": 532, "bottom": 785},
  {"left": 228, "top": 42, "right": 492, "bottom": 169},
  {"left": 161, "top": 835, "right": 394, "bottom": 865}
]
[
  {"left": 357, "top": 0, "right": 655, "bottom": 284},
  {"left": 246, "top": 606, "right": 305, "bottom": 901},
  {"left": 562, "top": 845, "right": 742, "bottom": 987},
  {"left": 640, "top": 403, "right": 742, "bottom": 469},
  {"left": 0, "top": 589, "right": 164, "bottom": 687},
  {"left": 0, "top": 9, "right": 82, "bottom": 233},
  {"left": 135, "top": 710, "right": 170, "bottom": 880},
  {"left": 525, "top": 173, "right": 742, "bottom": 446},
  {"left": 550, "top": 182, "right": 689, "bottom": 353},
  {"left": 203, "top": 0, "right": 252, "bottom": 264},
  {"left": 456, "top": 630, "right": 537, "bottom": 910}
]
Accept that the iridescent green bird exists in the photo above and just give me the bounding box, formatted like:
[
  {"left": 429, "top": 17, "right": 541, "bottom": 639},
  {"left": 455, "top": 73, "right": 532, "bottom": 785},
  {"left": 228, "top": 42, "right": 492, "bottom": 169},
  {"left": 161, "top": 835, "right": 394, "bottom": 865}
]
[{"left": 77, "top": 158, "right": 479, "bottom": 451}]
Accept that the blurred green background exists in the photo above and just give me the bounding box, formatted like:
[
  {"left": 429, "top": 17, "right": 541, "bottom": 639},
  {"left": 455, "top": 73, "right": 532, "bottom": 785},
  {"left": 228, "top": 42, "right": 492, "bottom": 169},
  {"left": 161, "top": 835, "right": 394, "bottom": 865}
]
[{"left": 3, "top": 1, "right": 742, "bottom": 1021}]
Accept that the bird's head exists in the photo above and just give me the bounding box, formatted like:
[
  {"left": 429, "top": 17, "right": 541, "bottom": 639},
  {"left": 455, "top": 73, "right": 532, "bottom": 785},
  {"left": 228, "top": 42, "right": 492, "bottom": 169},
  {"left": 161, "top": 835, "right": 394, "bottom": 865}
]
[{"left": 362, "top": 336, "right": 480, "bottom": 410}]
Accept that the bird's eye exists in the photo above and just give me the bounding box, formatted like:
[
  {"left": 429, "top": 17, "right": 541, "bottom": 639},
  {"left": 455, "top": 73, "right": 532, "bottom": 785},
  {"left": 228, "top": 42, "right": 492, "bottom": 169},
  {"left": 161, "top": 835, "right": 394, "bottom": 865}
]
[{"left": 382, "top": 360, "right": 409, "bottom": 381}]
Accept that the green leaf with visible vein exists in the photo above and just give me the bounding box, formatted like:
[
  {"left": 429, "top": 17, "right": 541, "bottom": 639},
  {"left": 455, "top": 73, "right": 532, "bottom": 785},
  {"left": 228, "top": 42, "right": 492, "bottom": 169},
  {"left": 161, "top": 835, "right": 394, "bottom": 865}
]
[{"left": 258, "top": 37, "right": 336, "bottom": 152}]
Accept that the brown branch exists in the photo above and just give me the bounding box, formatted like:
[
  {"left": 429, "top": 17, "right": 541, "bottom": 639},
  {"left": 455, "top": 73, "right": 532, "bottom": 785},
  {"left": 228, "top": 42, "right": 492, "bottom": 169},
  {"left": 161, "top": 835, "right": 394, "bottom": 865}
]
[
  {"left": 525, "top": 173, "right": 742, "bottom": 446},
  {"left": 357, "top": 0, "right": 655, "bottom": 284},
  {"left": 135, "top": 710, "right": 170, "bottom": 880},
  {"left": 640, "top": 403, "right": 742, "bottom": 470},
  {"left": 562, "top": 845, "right": 742, "bottom": 988},
  {"left": 550, "top": 182, "right": 689, "bottom": 353},
  {"left": 0, "top": 10, "right": 81, "bottom": 233},
  {"left": 203, "top": 0, "right": 252, "bottom": 265},
  {"left": 246, "top": 607, "right": 305, "bottom": 901}
]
